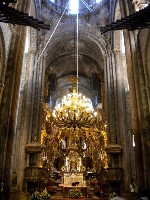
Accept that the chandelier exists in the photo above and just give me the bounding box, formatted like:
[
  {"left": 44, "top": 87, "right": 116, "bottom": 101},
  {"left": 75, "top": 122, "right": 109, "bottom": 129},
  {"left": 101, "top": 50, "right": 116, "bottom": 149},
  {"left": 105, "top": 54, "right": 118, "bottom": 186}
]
[
  {"left": 52, "top": 8, "right": 97, "bottom": 130},
  {"left": 52, "top": 78, "right": 97, "bottom": 130}
]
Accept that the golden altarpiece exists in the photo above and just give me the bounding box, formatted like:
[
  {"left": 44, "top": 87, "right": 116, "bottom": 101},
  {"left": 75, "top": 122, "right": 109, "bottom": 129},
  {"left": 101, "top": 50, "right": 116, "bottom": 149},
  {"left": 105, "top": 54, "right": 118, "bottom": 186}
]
[
  {"left": 36, "top": 76, "right": 108, "bottom": 196},
  {"left": 24, "top": 76, "right": 123, "bottom": 197}
]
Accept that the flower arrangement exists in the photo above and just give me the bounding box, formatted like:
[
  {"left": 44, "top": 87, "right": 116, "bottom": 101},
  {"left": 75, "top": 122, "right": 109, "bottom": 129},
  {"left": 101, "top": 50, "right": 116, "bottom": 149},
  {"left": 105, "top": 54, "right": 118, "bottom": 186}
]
[
  {"left": 31, "top": 191, "right": 42, "bottom": 200},
  {"left": 109, "top": 192, "right": 118, "bottom": 199},
  {"left": 31, "top": 189, "right": 51, "bottom": 200},
  {"left": 68, "top": 188, "right": 82, "bottom": 198},
  {"left": 41, "top": 189, "right": 51, "bottom": 199}
]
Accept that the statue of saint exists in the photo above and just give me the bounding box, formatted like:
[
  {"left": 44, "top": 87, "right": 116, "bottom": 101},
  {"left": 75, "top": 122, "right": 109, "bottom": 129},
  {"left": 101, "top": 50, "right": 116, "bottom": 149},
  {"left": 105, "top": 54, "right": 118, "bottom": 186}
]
[{"left": 70, "top": 158, "right": 77, "bottom": 172}]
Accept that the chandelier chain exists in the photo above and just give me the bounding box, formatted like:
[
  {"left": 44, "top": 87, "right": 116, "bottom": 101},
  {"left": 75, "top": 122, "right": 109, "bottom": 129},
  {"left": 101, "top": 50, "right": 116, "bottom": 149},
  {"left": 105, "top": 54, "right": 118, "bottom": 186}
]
[{"left": 77, "top": 6, "right": 79, "bottom": 94}]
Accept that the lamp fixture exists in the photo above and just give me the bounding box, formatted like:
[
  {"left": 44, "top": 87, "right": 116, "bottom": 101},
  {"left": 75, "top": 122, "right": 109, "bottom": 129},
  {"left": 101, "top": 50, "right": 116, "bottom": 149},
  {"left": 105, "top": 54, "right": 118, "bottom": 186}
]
[
  {"left": 52, "top": 7, "right": 97, "bottom": 130},
  {"left": 52, "top": 77, "right": 97, "bottom": 130}
]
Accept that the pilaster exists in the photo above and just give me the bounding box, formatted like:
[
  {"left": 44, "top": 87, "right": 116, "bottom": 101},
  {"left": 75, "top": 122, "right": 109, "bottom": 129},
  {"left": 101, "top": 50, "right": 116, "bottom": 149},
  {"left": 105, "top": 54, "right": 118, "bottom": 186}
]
[
  {"left": 136, "top": 38, "right": 150, "bottom": 188},
  {"left": 104, "top": 48, "right": 134, "bottom": 193},
  {"left": 15, "top": 49, "right": 37, "bottom": 191}
]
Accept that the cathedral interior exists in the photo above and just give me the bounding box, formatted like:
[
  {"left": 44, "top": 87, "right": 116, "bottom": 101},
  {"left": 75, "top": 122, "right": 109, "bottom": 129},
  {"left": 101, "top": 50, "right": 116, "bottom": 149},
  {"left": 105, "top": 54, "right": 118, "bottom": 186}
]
[{"left": 0, "top": 0, "right": 150, "bottom": 199}]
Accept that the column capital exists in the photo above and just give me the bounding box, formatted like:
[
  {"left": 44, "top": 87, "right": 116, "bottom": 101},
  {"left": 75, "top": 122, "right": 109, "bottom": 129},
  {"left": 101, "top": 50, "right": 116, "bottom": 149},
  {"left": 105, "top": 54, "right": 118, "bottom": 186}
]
[
  {"left": 113, "top": 49, "right": 122, "bottom": 55},
  {"left": 104, "top": 50, "right": 113, "bottom": 57}
]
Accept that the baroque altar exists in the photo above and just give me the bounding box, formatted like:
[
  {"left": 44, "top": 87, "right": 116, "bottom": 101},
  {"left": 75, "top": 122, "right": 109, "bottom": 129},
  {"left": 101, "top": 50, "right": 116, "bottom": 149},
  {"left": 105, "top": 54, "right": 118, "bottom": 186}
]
[
  {"left": 63, "top": 172, "right": 84, "bottom": 186},
  {"left": 61, "top": 172, "right": 87, "bottom": 197}
]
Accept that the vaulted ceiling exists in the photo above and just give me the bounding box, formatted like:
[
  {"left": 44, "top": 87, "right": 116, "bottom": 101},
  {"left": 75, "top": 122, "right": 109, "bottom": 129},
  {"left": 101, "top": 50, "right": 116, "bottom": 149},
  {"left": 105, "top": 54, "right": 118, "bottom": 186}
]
[{"left": 40, "top": 0, "right": 109, "bottom": 102}]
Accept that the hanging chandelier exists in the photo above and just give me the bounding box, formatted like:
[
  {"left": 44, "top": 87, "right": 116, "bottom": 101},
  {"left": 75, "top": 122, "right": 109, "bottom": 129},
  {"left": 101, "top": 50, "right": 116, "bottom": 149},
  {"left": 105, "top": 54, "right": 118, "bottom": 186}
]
[
  {"left": 52, "top": 78, "right": 97, "bottom": 130},
  {"left": 52, "top": 6, "right": 97, "bottom": 130}
]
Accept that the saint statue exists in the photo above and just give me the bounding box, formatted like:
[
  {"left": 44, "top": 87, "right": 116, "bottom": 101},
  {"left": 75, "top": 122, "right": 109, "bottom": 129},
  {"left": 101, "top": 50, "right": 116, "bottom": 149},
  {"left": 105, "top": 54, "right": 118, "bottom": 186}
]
[{"left": 70, "top": 158, "right": 77, "bottom": 172}]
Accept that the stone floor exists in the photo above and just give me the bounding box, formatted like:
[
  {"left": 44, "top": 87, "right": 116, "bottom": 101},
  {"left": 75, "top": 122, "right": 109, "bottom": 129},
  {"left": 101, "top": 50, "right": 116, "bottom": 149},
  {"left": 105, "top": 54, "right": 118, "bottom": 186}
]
[{"left": 51, "top": 196, "right": 100, "bottom": 200}]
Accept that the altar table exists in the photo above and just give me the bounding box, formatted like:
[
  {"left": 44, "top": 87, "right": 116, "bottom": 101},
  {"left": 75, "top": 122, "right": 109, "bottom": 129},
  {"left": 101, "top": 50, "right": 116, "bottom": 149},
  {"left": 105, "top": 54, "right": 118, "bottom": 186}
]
[{"left": 63, "top": 172, "right": 84, "bottom": 185}]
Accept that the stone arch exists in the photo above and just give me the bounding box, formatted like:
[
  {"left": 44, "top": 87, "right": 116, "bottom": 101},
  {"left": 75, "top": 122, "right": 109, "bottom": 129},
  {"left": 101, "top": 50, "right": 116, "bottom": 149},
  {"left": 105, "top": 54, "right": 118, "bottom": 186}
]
[
  {"left": 43, "top": 27, "right": 107, "bottom": 70},
  {"left": 42, "top": 24, "right": 106, "bottom": 115}
]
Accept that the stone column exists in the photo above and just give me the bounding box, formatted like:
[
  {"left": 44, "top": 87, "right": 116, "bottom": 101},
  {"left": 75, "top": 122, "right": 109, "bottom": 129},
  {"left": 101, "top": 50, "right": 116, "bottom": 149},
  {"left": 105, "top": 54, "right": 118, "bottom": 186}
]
[
  {"left": 123, "top": 29, "right": 146, "bottom": 190},
  {"left": 104, "top": 51, "right": 117, "bottom": 142},
  {"left": 12, "top": 49, "right": 37, "bottom": 192},
  {"left": 118, "top": 0, "right": 146, "bottom": 192},
  {"left": 104, "top": 48, "right": 134, "bottom": 192},
  {"left": 0, "top": 23, "right": 27, "bottom": 200},
  {"left": 32, "top": 50, "right": 46, "bottom": 139},
  {"left": 136, "top": 38, "right": 150, "bottom": 188}
]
